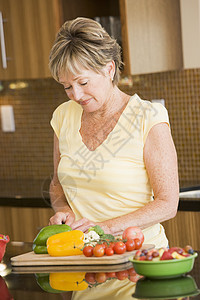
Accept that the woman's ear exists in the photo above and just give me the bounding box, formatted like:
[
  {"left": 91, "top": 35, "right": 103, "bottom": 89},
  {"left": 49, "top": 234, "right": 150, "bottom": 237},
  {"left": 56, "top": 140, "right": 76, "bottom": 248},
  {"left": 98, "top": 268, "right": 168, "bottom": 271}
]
[{"left": 105, "top": 61, "right": 115, "bottom": 81}]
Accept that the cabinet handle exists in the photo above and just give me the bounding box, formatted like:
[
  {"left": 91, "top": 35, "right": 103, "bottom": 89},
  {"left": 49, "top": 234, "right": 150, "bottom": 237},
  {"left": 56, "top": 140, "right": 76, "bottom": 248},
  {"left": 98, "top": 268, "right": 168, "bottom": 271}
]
[{"left": 0, "top": 11, "right": 7, "bottom": 69}]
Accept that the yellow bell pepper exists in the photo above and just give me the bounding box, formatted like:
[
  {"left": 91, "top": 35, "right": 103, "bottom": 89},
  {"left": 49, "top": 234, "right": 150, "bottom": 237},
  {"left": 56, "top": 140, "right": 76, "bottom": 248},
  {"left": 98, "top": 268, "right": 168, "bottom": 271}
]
[
  {"left": 49, "top": 272, "right": 88, "bottom": 291},
  {"left": 47, "top": 230, "right": 84, "bottom": 256}
]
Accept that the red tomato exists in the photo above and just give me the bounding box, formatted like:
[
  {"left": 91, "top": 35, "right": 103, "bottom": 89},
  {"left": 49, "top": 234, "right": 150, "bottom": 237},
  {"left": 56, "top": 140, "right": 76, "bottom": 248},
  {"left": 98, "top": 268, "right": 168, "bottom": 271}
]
[
  {"left": 116, "top": 270, "right": 129, "bottom": 280},
  {"left": 122, "top": 226, "right": 144, "bottom": 244},
  {"left": 113, "top": 241, "right": 126, "bottom": 254},
  {"left": 106, "top": 272, "right": 116, "bottom": 279},
  {"left": 134, "top": 238, "right": 143, "bottom": 250},
  {"left": 98, "top": 242, "right": 107, "bottom": 250},
  {"left": 105, "top": 247, "right": 114, "bottom": 256},
  {"left": 85, "top": 273, "right": 96, "bottom": 284},
  {"left": 83, "top": 246, "right": 93, "bottom": 257},
  {"left": 127, "top": 267, "right": 137, "bottom": 276},
  {"left": 93, "top": 244, "right": 105, "bottom": 257},
  {"left": 95, "top": 272, "right": 107, "bottom": 283},
  {"left": 108, "top": 242, "right": 115, "bottom": 249},
  {"left": 125, "top": 239, "right": 136, "bottom": 251}
]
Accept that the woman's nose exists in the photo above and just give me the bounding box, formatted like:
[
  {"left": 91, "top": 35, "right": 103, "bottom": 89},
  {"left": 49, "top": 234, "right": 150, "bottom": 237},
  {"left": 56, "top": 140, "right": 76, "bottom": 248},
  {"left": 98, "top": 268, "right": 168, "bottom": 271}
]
[{"left": 72, "top": 86, "right": 83, "bottom": 101}]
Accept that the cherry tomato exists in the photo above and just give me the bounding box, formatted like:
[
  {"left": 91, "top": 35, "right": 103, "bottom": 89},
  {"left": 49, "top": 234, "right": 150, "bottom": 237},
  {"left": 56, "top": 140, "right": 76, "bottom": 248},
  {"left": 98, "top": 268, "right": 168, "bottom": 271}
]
[
  {"left": 127, "top": 267, "right": 136, "bottom": 276},
  {"left": 85, "top": 273, "right": 96, "bottom": 284},
  {"left": 122, "top": 226, "right": 144, "bottom": 244},
  {"left": 83, "top": 246, "right": 93, "bottom": 257},
  {"left": 101, "top": 242, "right": 108, "bottom": 249},
  {"left": 113, "top": 241, "right": 126, "bottom": 254},
  {"left": 106, "top": 272, "right": 116, "bottom": 279},
  {"left": 116, "top": 270, "right": 129, "bottom": 280},
  {"left": 125, "top": 239, "right": 135, "bottom": 251},
  {"left": 134, "top": 238, "right": 143, "bottom": 250},
  {"left": 105, "top": 247, "right": 114, "bottom": 256},
  {"left": 108, "top": 242, "right": 115, "bottom": 249},
  {"left": 93, "top": 244, "right": 105, "bottom": 257},
  {"left": 95, "top": 272, "right": 107, "bottom": 283}
]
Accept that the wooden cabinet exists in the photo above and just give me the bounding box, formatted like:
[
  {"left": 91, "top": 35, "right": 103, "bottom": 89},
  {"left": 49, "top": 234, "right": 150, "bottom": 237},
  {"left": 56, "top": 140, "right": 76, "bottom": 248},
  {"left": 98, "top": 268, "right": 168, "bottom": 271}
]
[
  {"left": 0, "top": 206, "right": 54, "bottom": 242},
  {"left": 1, "top": 0, "right": 199, "bottom": 79},
  {"left": 120, "top": 0, "right": 183, "bottom": 75},
  {"left": 162, "top": 211, "right": 200, "bottom": 250},
  {"left": 120, "top": 0, "right": 200, "bottom": 75},
  {"left": 179, "top": 0, "right": 200, "bottom": 69},
  {"left": 0, "top": 0, "right": 62, "bottom": 80},
  {"left": 62, "top": 0, "right": 120, "bottom": 21}
]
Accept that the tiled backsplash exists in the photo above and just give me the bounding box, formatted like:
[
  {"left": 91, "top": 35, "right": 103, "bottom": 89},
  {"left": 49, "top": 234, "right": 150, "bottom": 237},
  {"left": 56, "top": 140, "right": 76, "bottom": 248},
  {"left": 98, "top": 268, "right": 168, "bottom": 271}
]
[{"left": 0, "top": 69, "right": 200, "bottom": 189}]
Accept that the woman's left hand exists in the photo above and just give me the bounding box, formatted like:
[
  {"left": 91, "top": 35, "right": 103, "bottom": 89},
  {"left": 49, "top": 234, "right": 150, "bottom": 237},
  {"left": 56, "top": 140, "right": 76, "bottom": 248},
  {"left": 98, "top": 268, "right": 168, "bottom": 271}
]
[{"left": 70, "top": 218, "right": 112, "bottom": 234}]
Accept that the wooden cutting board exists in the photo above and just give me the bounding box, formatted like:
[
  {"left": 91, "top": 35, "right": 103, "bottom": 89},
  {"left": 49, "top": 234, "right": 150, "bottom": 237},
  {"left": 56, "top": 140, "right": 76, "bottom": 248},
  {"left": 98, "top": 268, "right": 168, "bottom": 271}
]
[
  {"left": 12, "top": 261, "right": 133, "bottom": 274},
  {"left": 11, "top": 244, "right": 153, "bottom": 267}
]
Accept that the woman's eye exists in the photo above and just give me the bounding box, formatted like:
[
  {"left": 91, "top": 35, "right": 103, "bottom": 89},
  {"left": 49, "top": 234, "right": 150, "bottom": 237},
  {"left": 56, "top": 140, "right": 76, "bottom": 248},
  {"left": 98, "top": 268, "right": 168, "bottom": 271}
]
[
  {"left": 80, "top": 82, "right": 88, "bottom": 86},
  {"left": 64, "top": 86, "right": 71, "bottom": 90}
]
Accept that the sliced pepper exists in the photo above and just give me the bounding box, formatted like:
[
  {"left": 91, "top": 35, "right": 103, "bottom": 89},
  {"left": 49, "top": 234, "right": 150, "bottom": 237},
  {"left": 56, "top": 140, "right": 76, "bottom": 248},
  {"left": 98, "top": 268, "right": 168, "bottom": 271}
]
[
  {"left": 47, "top": 230, "right": 84, "bottom": 256},
  {"left": 49, "top": 272, "right": 88, "bottom": 291},
  {"left": 33, "top": 224, "right": 72, "bottom": 254}
]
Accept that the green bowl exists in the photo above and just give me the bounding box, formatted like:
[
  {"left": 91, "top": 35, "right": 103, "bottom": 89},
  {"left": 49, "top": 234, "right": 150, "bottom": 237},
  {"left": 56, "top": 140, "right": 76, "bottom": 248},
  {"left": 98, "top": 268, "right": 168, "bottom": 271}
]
[
  {"left": 132, "top": 275, "right": 200, "bottom": 299},
  {"left": 129, "top": 252, "right": 197, "bottom": 279}
]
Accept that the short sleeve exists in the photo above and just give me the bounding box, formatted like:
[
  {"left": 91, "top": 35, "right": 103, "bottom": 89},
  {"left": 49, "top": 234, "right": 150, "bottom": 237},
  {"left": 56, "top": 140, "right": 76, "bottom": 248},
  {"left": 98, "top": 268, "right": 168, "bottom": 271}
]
[
  {"left": 143, "top": 102, "right": 170, "bottom": 144},
  {"left": 50, "top": 102, "right": 69, "bottom": 138}
]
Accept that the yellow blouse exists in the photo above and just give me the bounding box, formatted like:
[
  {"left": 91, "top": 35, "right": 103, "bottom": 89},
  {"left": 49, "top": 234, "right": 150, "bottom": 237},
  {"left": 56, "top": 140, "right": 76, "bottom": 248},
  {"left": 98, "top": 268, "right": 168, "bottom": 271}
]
[
  {"left": 72, "top": 278, "right": 136, "bottom": 300},
  {"left": 50, "top": 94, "right": 170, "bottom": 248}
]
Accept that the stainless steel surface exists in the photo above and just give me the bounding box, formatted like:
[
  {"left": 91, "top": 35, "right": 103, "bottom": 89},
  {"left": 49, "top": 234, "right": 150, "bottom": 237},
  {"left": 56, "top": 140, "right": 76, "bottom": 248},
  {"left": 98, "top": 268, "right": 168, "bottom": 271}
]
[
  {"left": 179, "top": 190, "right": 200, "bottom": 198},
  {"left": 0, "top": 11, "right": 7, "bottom": 69}
]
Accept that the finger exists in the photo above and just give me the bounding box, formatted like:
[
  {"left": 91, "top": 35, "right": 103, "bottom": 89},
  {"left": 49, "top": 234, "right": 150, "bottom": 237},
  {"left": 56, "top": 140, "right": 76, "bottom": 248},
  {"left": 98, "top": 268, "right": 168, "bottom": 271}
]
[
  {"left": 49, "top": 218, "right": 62, "bottom": 225},
  {"left": 113, "top": 231, "right": 123, "bottom": 236},
  {"left": 65, "top": 214, "right": 75, "bottom": 226},
  {"left": 72, "top": 224, "right": 91, "bottom": 233},
  {"left": 70, "top": 218, "right": 89, "bottom": 230},
  {"left": 71, "top": 220, "right": 96, "bottom": 233},
  {"left": 49, "top": 212, "right": 65, "bottom": 225}
]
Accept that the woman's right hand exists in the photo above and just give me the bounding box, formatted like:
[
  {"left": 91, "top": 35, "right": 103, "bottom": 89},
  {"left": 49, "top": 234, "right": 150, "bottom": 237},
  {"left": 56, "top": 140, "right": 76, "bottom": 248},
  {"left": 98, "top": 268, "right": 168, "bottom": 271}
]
[{"left": 49, "top": 211, "right": 75, "bottom": 226}]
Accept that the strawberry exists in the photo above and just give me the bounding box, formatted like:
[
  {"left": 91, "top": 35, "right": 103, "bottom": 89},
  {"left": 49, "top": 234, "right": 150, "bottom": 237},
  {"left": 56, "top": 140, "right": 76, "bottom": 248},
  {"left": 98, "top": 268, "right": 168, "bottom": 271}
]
[
  {"left": 168, "top": 247, "right": 179, "bottom": 254},
  {"left": 160, "top": 250, "right": 174, "bottom": 260}
]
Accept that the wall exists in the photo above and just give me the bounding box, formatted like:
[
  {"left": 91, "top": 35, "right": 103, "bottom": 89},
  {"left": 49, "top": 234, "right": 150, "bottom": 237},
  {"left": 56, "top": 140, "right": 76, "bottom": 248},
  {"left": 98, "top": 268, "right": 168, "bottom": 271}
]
[{"left": 0, "top": 69, "right": 200, "bottom": 188}]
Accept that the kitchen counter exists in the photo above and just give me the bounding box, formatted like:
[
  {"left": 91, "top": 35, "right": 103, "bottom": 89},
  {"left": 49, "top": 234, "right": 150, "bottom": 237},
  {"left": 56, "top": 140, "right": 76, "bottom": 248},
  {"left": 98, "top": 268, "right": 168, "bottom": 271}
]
[
  {"left": 0, "top": 178, "right": 52, "bottom": 208},
  {"left": 1, "top": 242, "right": 200, "bottom": 299}
]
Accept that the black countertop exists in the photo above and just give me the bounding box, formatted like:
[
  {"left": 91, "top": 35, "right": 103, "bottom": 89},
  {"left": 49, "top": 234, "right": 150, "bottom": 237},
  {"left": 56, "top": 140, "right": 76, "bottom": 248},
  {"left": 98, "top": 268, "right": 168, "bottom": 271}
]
[
  {"left": 0, "top": 179, "right": 200, "bottom": 211},
  {"left": 1, "top": 242, "right": 199, "bottom": 300}
]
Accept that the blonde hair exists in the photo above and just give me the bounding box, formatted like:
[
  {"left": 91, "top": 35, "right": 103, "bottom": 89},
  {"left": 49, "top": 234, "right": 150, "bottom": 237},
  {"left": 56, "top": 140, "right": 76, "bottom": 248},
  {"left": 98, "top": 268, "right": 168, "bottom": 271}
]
[{"left": 49, "top": 17, "right": 123, "bottom": 85}]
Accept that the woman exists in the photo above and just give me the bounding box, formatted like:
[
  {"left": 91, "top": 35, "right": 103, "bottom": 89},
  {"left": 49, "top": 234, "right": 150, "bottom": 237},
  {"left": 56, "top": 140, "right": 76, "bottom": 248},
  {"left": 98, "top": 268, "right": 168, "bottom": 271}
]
[{"left": 48, "top": 17, "right": 179, "bottom": 248}]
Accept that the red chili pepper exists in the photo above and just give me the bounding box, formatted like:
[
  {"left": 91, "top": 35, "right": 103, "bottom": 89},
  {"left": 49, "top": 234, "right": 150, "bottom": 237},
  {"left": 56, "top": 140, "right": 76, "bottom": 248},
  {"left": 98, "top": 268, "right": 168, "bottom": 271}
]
[{"left": 0, "top": 234, "right": 10, "bottom": 262}]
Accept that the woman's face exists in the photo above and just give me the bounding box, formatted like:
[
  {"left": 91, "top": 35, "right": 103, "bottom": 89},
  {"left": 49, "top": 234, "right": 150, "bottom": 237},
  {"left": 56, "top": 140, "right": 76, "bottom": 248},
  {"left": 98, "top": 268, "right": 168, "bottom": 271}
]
[{"left": 58, "top": 63, "right": 115, "bottom": 113}]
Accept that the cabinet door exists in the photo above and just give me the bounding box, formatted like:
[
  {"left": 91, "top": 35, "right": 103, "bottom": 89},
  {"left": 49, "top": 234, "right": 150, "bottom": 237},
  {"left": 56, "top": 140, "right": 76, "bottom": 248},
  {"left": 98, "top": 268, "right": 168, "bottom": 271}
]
[
  {"left": 0, "top": 206, "right": 54, "bottom": 242},
  {"left": 180, "top": 0, "right": 200, "bottom": 69},
  {"left": 0, "top": 0, "right": 62, "bottom": 80},
  {"left": 162, "top": 211, "right": 200, "bottom": 250},
  {"left": 120, "top": 0, "right": 183, "bottom": 75}
]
